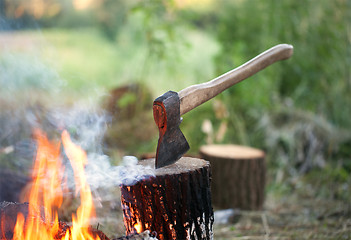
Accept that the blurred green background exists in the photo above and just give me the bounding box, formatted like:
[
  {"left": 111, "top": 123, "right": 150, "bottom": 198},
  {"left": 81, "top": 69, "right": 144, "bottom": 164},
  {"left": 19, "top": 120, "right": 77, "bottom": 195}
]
[{"left": 0, "top": 0, "right": 350, "bottom": 207}]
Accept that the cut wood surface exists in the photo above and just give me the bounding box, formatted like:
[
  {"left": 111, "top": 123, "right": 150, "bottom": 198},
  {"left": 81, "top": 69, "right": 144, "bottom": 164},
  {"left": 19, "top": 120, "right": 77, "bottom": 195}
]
[
  {"left": 200, "top": 144, "right": 266, "bottom": 210},
  {"left": 120, "top": 157, "right": 214, "bottom": 240}
]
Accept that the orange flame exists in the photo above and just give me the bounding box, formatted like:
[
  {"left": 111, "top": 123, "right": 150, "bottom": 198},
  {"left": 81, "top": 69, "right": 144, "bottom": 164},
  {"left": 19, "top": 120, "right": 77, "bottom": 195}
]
[
  {"left": 134, "top": 222, "right": 142, "bottom": 234},
  {"left": 13, "top": 129, "right": 100, "bottom": 240}
]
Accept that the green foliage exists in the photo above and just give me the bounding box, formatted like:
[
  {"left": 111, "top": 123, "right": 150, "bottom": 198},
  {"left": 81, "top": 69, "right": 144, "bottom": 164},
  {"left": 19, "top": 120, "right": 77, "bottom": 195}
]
[
  {"left": 95, "top": 0, "right": 131, "bottom": 40},
  {"left": 216, "top": 0, "right": 350, "bottom": 117},
  {"left": 302, "top": 164, "right": 351, "bottom": 201},
  {"left": 258, "top": 107, "right": 351, "bottom": 174},
  {"left": 117, "top": 92, "right": 137, "bottom": 109},
  {"left": 40, "top": 28, "right": 137, "bottom": 95},
  {"left": 213, "top": 0, "right": 351, "bottom": 174},
  {"left": 129, "top": 0, "right": 187, "bottom": 62},
  {"left": 38, "top": 10, "right": 96, "bottom": 29}
]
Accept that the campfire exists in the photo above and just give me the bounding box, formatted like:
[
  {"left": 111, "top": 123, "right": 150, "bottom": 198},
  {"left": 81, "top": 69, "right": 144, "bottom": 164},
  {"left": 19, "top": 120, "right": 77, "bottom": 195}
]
[
  {"left": 1, "top": 129, "right": 108, "bottom": 240},
  {"left": 0, "top": 127, "right": 161, "bottom": 240},
  {"left": 0, "top": 127, "right": 213, "bottom": 240}
]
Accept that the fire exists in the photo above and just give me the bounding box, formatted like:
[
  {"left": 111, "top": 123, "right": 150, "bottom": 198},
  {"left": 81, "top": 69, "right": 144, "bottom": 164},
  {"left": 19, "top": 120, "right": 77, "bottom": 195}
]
[
  {"left": 13, "top": 129, "right": 100, "bottom": 240},
  {"left": 133, "top": 222, "right": 142, "bottom": 234}
]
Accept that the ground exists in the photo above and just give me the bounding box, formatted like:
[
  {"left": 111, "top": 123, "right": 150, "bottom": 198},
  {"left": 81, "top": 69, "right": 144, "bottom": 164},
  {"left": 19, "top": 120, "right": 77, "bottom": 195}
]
[
  {"left": 90, "top": 169, "right": 351, "bottom": 239},
  {"left": 213, "top": 196, "right": 350, "bottom": 239}
]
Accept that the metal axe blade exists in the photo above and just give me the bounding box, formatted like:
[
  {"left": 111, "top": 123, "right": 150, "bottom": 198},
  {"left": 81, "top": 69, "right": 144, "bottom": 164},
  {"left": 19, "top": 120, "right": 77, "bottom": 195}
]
[{"left": 153, "top": 91, "right": 190, "bottom": 168}]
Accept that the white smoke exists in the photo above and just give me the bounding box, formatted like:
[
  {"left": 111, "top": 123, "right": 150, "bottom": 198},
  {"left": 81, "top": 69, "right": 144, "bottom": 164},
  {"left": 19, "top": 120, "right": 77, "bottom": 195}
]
[
  {"left": 51, "top": 103, "right": 155, "bottom": 190},
  {"left": 0, "top": 27, "right": 155, "bottom": 200}
]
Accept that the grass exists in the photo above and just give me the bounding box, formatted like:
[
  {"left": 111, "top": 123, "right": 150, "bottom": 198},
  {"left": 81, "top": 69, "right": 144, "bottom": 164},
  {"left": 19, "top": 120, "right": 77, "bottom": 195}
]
[
  {"left": 1, "top": 26, "right": 218, "bottom": 102},
  {"left": 2, "top": 27, "right": 219, "bottom": 100},
  {"left": 41, "top": 28, "right": 135, "bottom": 93}
]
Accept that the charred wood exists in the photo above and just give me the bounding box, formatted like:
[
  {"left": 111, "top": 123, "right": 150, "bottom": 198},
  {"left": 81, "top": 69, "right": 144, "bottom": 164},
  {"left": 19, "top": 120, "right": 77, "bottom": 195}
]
[
  {"left": 0, "top": 202, "right": 110, "bottom": 240},
  {"left": 0, "top": 202, "right": 43, "bottom": 239},
  {"left": 120, "top": 157, "right": 214, "bottom": 240},
  {"left": 113, "top": 230, "right": 157, "bottom": 240}
]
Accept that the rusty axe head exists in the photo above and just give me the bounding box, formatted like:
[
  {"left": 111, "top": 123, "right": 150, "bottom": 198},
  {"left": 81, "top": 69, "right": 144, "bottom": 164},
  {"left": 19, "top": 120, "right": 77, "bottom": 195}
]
[{"left": 153, "top": 91, "right": 189, "bottom": 169}]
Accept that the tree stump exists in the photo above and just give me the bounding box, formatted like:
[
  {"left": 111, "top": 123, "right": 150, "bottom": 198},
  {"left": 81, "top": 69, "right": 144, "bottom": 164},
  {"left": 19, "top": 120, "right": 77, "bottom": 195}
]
[
  {"left": 120, "top": 157, "right": 214, "bottom": 240},
  {"left": 199, "top": 144, "right": 265, "bottom": 210}
]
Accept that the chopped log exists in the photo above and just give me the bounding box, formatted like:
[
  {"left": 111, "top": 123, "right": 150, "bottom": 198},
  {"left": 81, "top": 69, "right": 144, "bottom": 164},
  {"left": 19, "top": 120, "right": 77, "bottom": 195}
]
[
  {"left": 199, "top": 144, "right": 266, "bottom": 210},
  {"left": 120, "top": 157, "right": 214, "bottom": 240}
]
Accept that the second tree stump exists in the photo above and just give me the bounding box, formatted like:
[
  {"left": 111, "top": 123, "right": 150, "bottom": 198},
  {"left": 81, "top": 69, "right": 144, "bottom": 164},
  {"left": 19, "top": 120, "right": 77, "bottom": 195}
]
[
  {"left": 200, "top": 144, "right": 265, "bottom": 210},
  {"left": 120, "top": 157, "right": 214, "bottom": 240}
]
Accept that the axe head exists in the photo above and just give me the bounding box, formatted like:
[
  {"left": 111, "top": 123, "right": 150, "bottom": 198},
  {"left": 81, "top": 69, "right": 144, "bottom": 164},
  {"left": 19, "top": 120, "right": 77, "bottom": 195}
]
[{"left": 153, "top": 91, "right": 190, "bottom": 168}]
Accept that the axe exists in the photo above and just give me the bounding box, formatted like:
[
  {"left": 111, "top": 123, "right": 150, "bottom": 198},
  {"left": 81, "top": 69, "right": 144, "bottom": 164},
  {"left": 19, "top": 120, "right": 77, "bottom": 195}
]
[{"left": 153, "top": 44, "right": 293, "bottom": 168}]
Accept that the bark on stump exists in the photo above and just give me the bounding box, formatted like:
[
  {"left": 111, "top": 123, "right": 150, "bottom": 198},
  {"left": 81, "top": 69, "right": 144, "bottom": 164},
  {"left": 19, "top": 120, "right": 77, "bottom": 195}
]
[
  {"left": 199, "top": 144, "right": 265, "bottom": 210},
  {"left": 120, "top": 157, "right": 214, "bottom": 240}
]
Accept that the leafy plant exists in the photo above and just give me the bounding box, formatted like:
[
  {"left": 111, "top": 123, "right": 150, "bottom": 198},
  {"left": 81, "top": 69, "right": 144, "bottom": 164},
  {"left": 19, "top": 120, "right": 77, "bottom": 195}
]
[{"left": 212, "top": 0, "right": 351, "bottom": 174}]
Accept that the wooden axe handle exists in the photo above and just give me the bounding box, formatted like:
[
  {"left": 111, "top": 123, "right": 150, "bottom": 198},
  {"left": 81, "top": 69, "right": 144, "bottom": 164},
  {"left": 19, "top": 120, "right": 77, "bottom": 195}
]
[{"left": 178, "top": 44, "right": 293, "bottom": 115}]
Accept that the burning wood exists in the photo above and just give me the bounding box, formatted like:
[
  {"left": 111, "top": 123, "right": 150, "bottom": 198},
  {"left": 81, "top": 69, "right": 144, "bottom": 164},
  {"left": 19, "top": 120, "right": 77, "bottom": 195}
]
[
  {"left": 0, "top": 202, "right": 110, "bottom": 240},
  {"left": 0, "top": 127, "right": 162, "bottom": 240},
  {"left": 120, "top": 157, "right": 214, "bottom": 240},
  {"left": 0, "top": 129, "right": 107, "bottom": 240}
]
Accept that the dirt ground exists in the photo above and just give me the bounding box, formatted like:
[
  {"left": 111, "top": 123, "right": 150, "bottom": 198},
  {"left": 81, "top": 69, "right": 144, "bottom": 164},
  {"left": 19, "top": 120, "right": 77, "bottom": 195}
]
[
  {"left": 91, "top": 178, "right": 351, "bottom": 240},
  {"left": 213, "top": 196, "right": 351, "bottom": 240}
]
